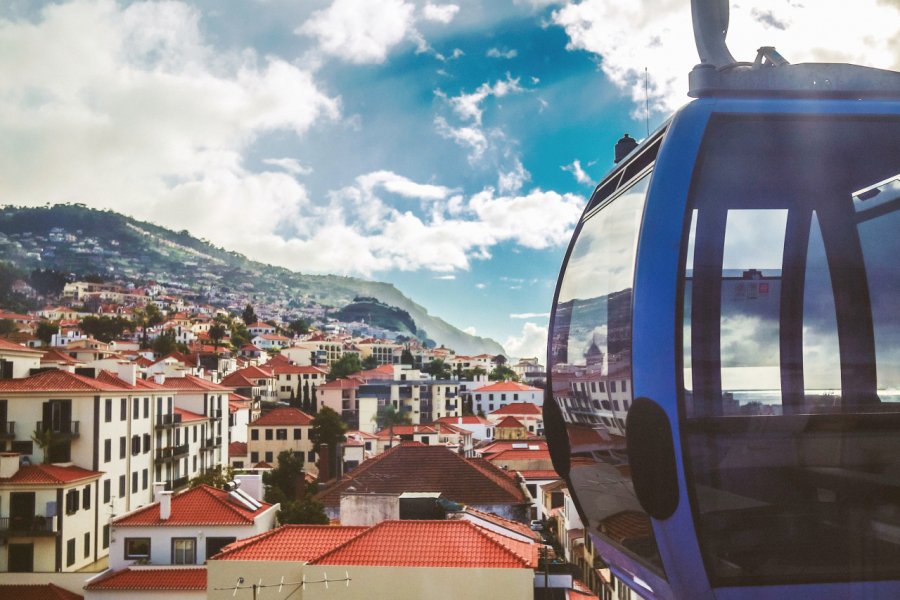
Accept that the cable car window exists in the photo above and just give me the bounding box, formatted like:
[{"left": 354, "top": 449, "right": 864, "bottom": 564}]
[
  {"left": 681, "top": 115, "right": 900, "bottom": 586},
  {"left": 550, "top": 173, "right": 666, "bottom": 575}
]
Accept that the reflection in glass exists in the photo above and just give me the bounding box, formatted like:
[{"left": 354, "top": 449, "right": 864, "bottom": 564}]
[
  {"left": 550, "top": 175, "right": 665, "bottom": 573},
  {"left": 682, "top": 116, "right": 900, "bottom": 585}
]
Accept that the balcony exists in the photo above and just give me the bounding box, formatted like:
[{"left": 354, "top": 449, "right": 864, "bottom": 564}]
[
  {"left": 444, "top": 403, "right": 458, "bottom": 411},
  {"left": 208, "top": 409, "right": 223, "bottom": 420},
  {"left": 155, "top": 413, "right": 182, "bottom": 429},
  {"left": 0, "top": 515, "right": 57, "bottom": 537},
  {"left": 155, "top": 443, "right": 189, "bottom": 462},
  {"left": 164, "top": 475, "right": 189, "bottom": 492},
  {"left": 36, "top": 421, "right": 80, "bottom": 439},
  {"left": 202, "top": 436, "right": 222, "bottom": 449},
  {"left": 0, "top": 421, "right": 14, "bottom": 439}
]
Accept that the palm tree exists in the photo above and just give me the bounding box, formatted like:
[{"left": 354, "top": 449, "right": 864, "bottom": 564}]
[
  {"left": 379, "top": 404, "right": 411, "bottom": 449},
  {"left": 31, "top": 427, "right": 57, "bottom": 465}
]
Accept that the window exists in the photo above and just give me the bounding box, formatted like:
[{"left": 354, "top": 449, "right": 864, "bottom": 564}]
[
  {"left": 143, "top": 397, "right": 149, "bottom": 419},
  {"left": 84, "top": 532, "right": 90, "bottom": 558},
  {"left": 193, "top": 426, "right": 197, "bottom": 443},
  {"left": 131, "top": 435, "right": 140, "bottom": 456},
  {"left": 142, "top": 469, "right": 148, "bottom": 490},
  {"left": 65, "top": 489, "right": 80, "bottom": 515},
  {"left": 610, "top": 381, "right": 616, "bottom": 393},
  {"left": 143, "top": 433, "right": 150, "bottom": 453},
  {"left": 133, "top": 397, "right": 139, "bottom": 418},
  {"left": 102, "top": 525, "right": 110, "bottom": 549},
  {"left": 250, "top": 429, "right": 259, "bottom": 441},
  {"left": 250, "top": 452, "right": 259, "bottom": 463},
  {"left": 308, "top": 450, "right": 316, "bottom": 462},
  {"left": 83, "top": 485, "right": 91, "bottom": 510},
  {"left": 124, "top": 538, "right": 150, "bottom": 560},
  {"left": 104, "top": 439, "right": 111, "bottom": 463},
  {"left": 206, "top": 537, "right": 237, "bottom": 560},
  {"left": 119, "top": 436, "right": 126, "bottom": 459},
  {"left": 120, "top": 398, "right": 127, "bottom": 421},
  {"left": 172, "top": 538, "right": 196, "bottom": 565},
  {"left": 264, "top": 451, "right": 273, "bottom": 463},
  {"left": 118, "top": 475, "right": 125, "bottom": 498},
  {"left": 293, "top": 428, "right": 302, "bottom": 440},
  {"left": 131, "top": 472, "right": 138, "bottom": 493},
  {"left": 276, "top": 428, "right": 287, "bottom": 440},
  {"left": 103, "top": 479, "right": 110, "bottom": 503},
  {"left": 265, "top": 429, "right": 273, "bottom": 440},
  {"left": 67, "top": 538, "right": 76, "bottom": 567},
  {"left": 105, "top": 398, "right": 112, "bottom": 422}
]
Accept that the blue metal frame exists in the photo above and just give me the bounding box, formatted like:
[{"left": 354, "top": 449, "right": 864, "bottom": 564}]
[{"left": 632, "top": 96, "right": 900, "bottom": 599}]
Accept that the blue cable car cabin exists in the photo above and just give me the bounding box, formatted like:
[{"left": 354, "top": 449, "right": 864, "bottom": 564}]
[{"left": 544, "top": 3, "right": 900, "bottom": 598}]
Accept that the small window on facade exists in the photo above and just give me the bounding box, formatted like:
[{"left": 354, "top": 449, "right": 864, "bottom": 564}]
[
  {"left": 119, "top": 437, "right": 126, "bottom": 459},
  {"left": 119, "top": 475, "right": 125, "bottom": 498},
  {"left": 133, "top": 397, "right": 139, "bottom": 418},
  {"left": 120, "top": 398, "right": 127, "bottom": 421},
  {"left": 84, "top": 532, "right": 90, "bottom": 558},
  {"left": 131, "top": 472, "right": 138, "bottom": 493},
  {"left": 251, "top": 429, "right": 259, "bottom": 441},
  {"left": 265, "top": 429, "right": 273, "bottom": 440},
  {"left": 265, "top": 451, "right": 273, "bottom": 463},
  {"left": 124, "top": 538, "right": 150, "bottom": 559},
  {"left": 103, "top": 479, "right": 111, "bottom": 503},
  {"left": 142, "top": 469, "right": 148, "bottom": 490},
  {"left": 67, "top": 538, "right": 76, "bottom": 567},
  {"left": 250, "top": 452, "right": 259, "bottom": 463},
  {"left": 276, "top": 428, "right": 287, "bottom": 440},
  {"left": 105, "top": 399, "right": 112, "bottom": 422},
  {"left": 143, "top": 397, "right": 149, "bottom": 419},
  {"left": 293, "top": 428, "right": 302, "bottom": 440},
  {"left": 83, "top": 486, "right": 91, "bottom": 510},
  {"left": 103, "top": 525, "right": 110, "bottom": 549},
  {"left": 104, "top": 439, "right": 111, "bottom": 463}
]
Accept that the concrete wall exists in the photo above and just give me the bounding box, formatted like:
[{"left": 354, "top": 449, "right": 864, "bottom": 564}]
[{"left": 339, "top": 493, "right": 399, "bottom": 526}]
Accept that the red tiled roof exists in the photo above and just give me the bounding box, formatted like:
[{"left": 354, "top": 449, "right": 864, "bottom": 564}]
[
  {"left": 487, "top": 448, "right": 552, "bottom": 462},
  {"left": 229, "top": 441, "right": 248, "bottom": 457},
  {"left": 271, "top": 364, "right": 326, "bottom": 376},
  {"left": 358, "top": 364, "right": 395, "bottom": 380},
  {"left": 518, "top": 470, "right": 560, "bottom": 480},
  {"left": 113, "top": 485, "right": 271, "bottom": 527},
  {"left": 0, "top": 338, "right": 42, "bottom": 354},
  {"left": 315, "top": 443, "right": 527, "bottom": 508},
  {"left": 496, "top": 416, "right": 526, "bottom": 429},
  {"left": 435, "top": 415, "right": 492, "bottom": 426},
  {"left": 479, "top": 440, "right": 548, "bottom": 457},
  {"left": 474, "top": 381, "right": 541, "bottom": 393},
  {"left": 567, "top": 424, "right": 626, "bottom": 453},
  {"left": 84, "top": 567, "right": 206, "bottom": 591},
  {"left": 374, "top": 424, "right": 436, "bottom": 438},
  {"left": 158, "top": 374, "right": 231, "bottom": 392},
  {"left": 212, "top": 525, "right": 368, "bottom": 561},
  {"left": 490, "top": 402, "right": 542, "bottom": 416},
  {"left": 318, "top": 378, "right": 360, "bottom": 390},
  {"left": 220, "top": 373, "right": 256, "bottom": 388},
  {"left": 462, "top": 507, "right": 543, "bottom": 541},
  {"left": 311, "top": 520, "right": 536, "bottom": 568},
  {"left": 174, "top": 407, "right": 207, "bottom": 422},
  {"left": 0, "top": 369, "right": 126, "bottom": 393},
  {"left": 598, "top": 510, "right": 653, "bottom": 545},
  {"left": 0, "top": 462, "right": 102, "bottom": 486},
  {"left": 40, "top": 347, "right": 82, "bottom": 364},
  {"left": 250, "top": 407, "right": 313, "bottom": 427},
  {"left": 0, "top": 584, "right": 82, "bottom": 599}
]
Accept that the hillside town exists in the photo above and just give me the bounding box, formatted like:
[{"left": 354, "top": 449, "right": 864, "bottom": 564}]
[{"left": 0, "top": 280, "right": 633, "bottom": 600}]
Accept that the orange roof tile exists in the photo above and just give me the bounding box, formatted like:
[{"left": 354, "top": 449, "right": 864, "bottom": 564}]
[
  {"left": 0, "top": 369, "right": 127, "bottom": 393},
  {"left": 113, "top": 485, "right": 271, "bottom": 527},
  {"left": 212, "top": 525, "right": 368, "bottom": 561},
  {"left": 249, "top": 407, "right": 313, "bottom": 427},
  {"left": 318, "top": 378, "right": 361, "bottom": 390},
  {"left": 85, "top": 567, "right": 206, "bottom": 591},
  {"left": 0, "top": 462, "right": 102, "bottom": 486},
  {"left": 271, "top": 364, "right": 327, "bottom": 376},
  {"left": 157, "top": 374, "right": 231, "bottom": 392},
  {"left": 474, "top": 381, "right": 541, "bottom": 393},
  {"left": 0, "top": 584, "right": 82, "bottom": 599},
  {"left": 311, "top": 520, "right": 536, "bottom": 568},
  {"left": 462, "top": 507, "right": 543, "bottom": 541},
  {"left": 229, "top": 441, "right": 248, "bottom": 457},
  {"left": 496, "top": 416, "right": 526, "bottom": 429},
  {"left": 174, "top": 407, "right": 207, "bottom": 422},
  {"left": 315, "top": 444, "right": 526, "bottom": 508},
  {"left": 490, "top": 402, "right": 542, "bottom": 416},
  {"left": 487, "top": 448, "right": 552, "bottom": 462},
  {"left": 0, "top": 338, "right": 42, "bottom": 353}
]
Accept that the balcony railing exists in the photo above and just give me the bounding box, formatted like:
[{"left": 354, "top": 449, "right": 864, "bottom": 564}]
[
  {"left": 36, "top": 421, "right": 80, "bottom": 438},
  {"left": 164, "top": 475, "right": 189, "bottom": 491},
  {"left": 155, "top": 443, "right": 189, "bottom": 462},
  {"left": 208, "top": 409, "right": 222, "bottom": 420},
  {"left": 0, "top": 421, "right": 14, "bottom": 439},
  {"left": 0, "top": 515, "right": 57, "bottom": 536},
  {"left": 155, "top": 413, "right": 182, "bottom": 429},
  {"left": 202, "top": 436, "right": 222, "bottom": 449}
]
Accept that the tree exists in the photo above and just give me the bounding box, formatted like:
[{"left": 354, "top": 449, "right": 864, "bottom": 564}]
[
  {"left": 287, "top": 318, "right": 309, "bottom": 336},
  {"left": 31, "top": 428, "right": 57, "bottom": 465},
  {"left": 400, "top": 349, "right": 414, "bottom": 365},
  {"left": 494, "top": 354, "right": 508, "bottom": 366},
  {"left": 277, "top": 492, "right": 329, "bottom": 525},
  {"left": 309, "top": 407, "right": 347, "bottom": 479},
  {"left": 35, "top": 321, "right": 58, "bottom": 345},
  {"left": 152, "top": 330, "right": 178, "bottom": 356},
  {"left": 422, "top": 358, "right": 452, "bottom": 380},
  {"left": 302, "top": 381, "right": 311, "bottom": 410},
  {"left": 310, "top": 384, "right": 318, "bottom": 414},
  {"left": 361, "top": 354, "right": 379, "bottom": 370},
  {"left": 263, "top": 451, "right": 307, "bottom": 504},
  {"left": 242, "top": 304, "right": 258, "bottom": 326},
  {"left": 209, "top": 323, "right": 226, "bottom": 353},
  {"left": 379, "top": 404, "right": 411, "bottom": 449},
  {"left": 189, "top": 464, "right": 235, "bottom": 489},
  {"left": 489, "top": 364, "right": 519, "bottom": 382},
  {"left": 327, "top": 353, "right": 361, "bottom": 381},
  {"left": 0, "top": 319, "right": 17, "bottom": 336},
  {"left": 462, "top": 366, "right": 487, "bottom": 380}
]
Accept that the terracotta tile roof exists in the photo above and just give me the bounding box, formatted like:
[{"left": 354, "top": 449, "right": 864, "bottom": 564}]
[
  {"left": 113, "top": 484, "right": 271, "bottom": 527},
  {"left": 0, "top": 462, "right": 102, "bottom": 486},
  {"left": 358, "top": 364, "right": 395, "bottom": 380},
  {"left": 212, "top": 524, "right": 368, "bottom": 561},
  {"left": 84, "top": 567, "right": 206, "bottom": 591},
  {"left": 490, "top": 402, "right": 542, "bottom": 416},
  {"left": 220, "top": 372, "right": 256, "bottom": 388},
  {"left": 95, "top": 370, "right": 137, "bottom": 389},
  {"left": 0, "top": 584, "right": 82, "bottom": 599},
  {"left": 0, "top": 369, "right": 127, "bottom": 393},
  {"left": 40, "top": 347, "right": 82, "bottom": 364},
  {"left": 518, "top": 470, "right": 560, "bottom": 480},
  {"left": 315, "top": 443, "right": 527, "bottom": 508},
  {"left": 374, "top": 424, "right": 436, "bottom": 438},
  {"left": 229, "top": 441, "right": 248, "bottom": 457},
  {"left": 462, "top": 507, "right": 543, "bottom": 541},
  {"left": 159, "top": 374, "right": 231, "bottom": 392},
  {"left": 174, "top": 407, "right": 207, "bottom": 423},
  {"left": 0, "top": 338, "right": 42, "bottom": 354},
  {"left": 496, "top": 416, "right": 526, "bottom": 429},
  {"left": 436, "top": 415, "right": 492, "bottom": 426},
  {"left": 598, "top": 510, "right": 653, "bottom": 545},
  {"left": 479, "top": 440, "right": 548, "bottom": 457},
  {"left": 311, "top": 520, "right": 536, "bottom": 568},
  {"left": 249, "top": 407, "right": 313, "bottom": 427},
  {"left": 237, "top": 365, "right": 275, "bottom": 378},
  {"left": 474, "top": 381, "right": 541, "bottom": 393},
  {"left": 487, "top": 448, "right": 553, "bottom": 462},
  {"left": 271, "top": 364, "right": 327, "bottom": 376},
  {"left": 318, "top": 378, "right": 360, "bottom": 390}
]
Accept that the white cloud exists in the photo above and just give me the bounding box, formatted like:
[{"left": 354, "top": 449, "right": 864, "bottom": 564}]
[
  {"left": 356, "top": 170, "right": 454, "bottom": 201},
  {"left": 0, "top": 0, "right": 339, "bottom": 255},
  {"left": 504, "top": 321, "right": 548, "bottom": 360},
  {"left": 498, "top": 158, "right": 530, "bottom": 194},
  {"left": 422, "top": 3, "right": 460, "bottom": 24},
  {"left": 552, "top": 0, "right": 900, "bottom": 116},
  {"left": 434, "top": 274, "right": 457, "bottom": 280},
  {"left": 263, "top": 158, "right": 313, "bottom": 176},
  {"left": 434, "top": 116, "right": 489, "bottom": 162},
  {"left": 475, "top": 283, "right": 487, "bottom": 289},
  {"left": 510, "top": 312, "right": 551, "bottom": 319},
  {"left": 487, "top": 47, "right": 518, "bottom": 59},
  {"left": 562, "top": 159, "right": 591, "bottom": 185},
  {"left": 444, "top": 73, "right": 524, "bottom": 125},
  {"left": 469, "top": 188, "right": 584, "bottom": 250}
]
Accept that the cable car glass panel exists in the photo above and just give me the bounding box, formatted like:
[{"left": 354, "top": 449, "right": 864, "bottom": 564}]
[
  {"left": 681, "top": 114, "right": 900, "bottom": 585},
  {"left": 550, "top": 173, "right": 666, "bottom": 575}
]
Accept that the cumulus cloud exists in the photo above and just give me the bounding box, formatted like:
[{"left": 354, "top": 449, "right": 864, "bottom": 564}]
[
  {"left": 562, "top": 159, "right": 592, "bottom": 185},
  {"left": 298, "top": 0, "right": 459, "bottom": 64},
  {"left": 504, "top": 321, "right": 548, "bottom": 360},
  {"left": 487, "top": 47, "right": 518, "bottom": 59},
  {"left": 263, "top": 158, "right": 313, "bottom": 176},
  {"left": 434, "top": 274, "right": 457, "bottom": 280},
  {"left": 0, "top": 0, "right": 339, "bottom": 255},
  {"left": 552, "top": 0, "right": 900, "bottom": 115},
  {"left": 511, "top": 312, "right": 551, "bottom": 319}
]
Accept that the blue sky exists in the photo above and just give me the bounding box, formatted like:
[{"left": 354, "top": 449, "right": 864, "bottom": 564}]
[{"left": 2, "top": 0, "right": 898, "bottom": 358}]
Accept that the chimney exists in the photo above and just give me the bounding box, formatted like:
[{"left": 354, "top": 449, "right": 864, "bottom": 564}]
[
  {"left": 153, "top": 482, "right": 166, "bottom": 502},
  {"left": 614, "top": 133, "right": 638, "bottom": 163},
  {"left": 153, "top": 372, "right": 165, "bottom": 385},
  {"left": 0, "top": 452, "right": 20, "bottom": 479},
  {"left": 116, "top": 361, "right": 137, "bottom": 386},
  {"left": 319, "top": 443, "right": 330, "bottom": 482},
  {"left": 159, "top": 491, "right": 173, "bottom": 520},
  {"left": 457, "top": 416, "right": 462, "bottom": 425}
]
